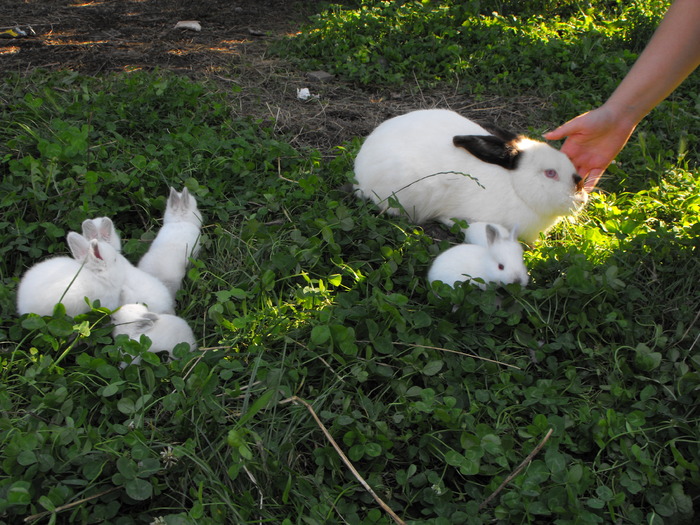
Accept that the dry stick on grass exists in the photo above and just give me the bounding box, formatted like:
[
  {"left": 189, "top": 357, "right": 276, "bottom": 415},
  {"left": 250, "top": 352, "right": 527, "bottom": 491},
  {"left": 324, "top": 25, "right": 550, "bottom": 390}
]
[
  {"left": 281, "top": 396, "right": 406, "bottom": 525},
  {"left": 24, "top": 486, "right": 121, "bottom": 523},
  {"left": 396, "top": 342, "right": 521, "bottom": 370},
  {"left": 479, "top": 427, "right": 555, "bottom": 511}
]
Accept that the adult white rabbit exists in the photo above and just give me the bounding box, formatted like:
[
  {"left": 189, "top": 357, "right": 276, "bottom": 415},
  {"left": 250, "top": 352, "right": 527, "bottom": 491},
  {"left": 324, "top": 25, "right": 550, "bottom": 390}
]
[
  {"left": 17, "top": 232, "right": 127, "bottom": 316},
  {"left": 353, "top": 109, "right": 588, "bottom": 243},
  {"left": 427, "top": 224, "right": 529, "bottom": 289},
  {"left": 82, "top": 218, "right": 175, "bottom": 314},
  {"left": 112, "top": 303, "right": 196, "bottom": 366},
  {"left": 81, "top": 217, "right": 122, "bottom": 252},
  {"left": 138, "top": 187, "right": 202, "bottom": 298}
]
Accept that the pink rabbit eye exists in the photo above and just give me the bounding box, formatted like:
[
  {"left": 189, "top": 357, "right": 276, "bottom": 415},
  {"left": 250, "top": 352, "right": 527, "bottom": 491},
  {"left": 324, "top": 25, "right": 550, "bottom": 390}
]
[
  {"left": 545, "top": 169, "right": 559, "bottom": 180},
  {"left": 498, "top": 263, "right": 505, "bottom": 270}
]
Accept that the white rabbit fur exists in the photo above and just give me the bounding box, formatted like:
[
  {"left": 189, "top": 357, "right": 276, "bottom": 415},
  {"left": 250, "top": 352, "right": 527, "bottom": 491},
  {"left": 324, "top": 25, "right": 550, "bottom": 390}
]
[
  {"left": 81, "top": 217, "right": 122, "bottom": 252},
  {"left": 138, "top": 187, "right": 202, "bottom": 298},
  {"left": 112, "top": 303, "right": 196, "bottom": 366},
  {"left": 17, "top": 232, "right": 127, "bottom": 316},
  {"left": 82, "top": 218, "right": 175, "bottom": 314},
  {"left": 427, "top": 224, "right": 529, "bottom": 289},
  {"left": 353, "top": 109, "right": 588, "bottom": 243}
]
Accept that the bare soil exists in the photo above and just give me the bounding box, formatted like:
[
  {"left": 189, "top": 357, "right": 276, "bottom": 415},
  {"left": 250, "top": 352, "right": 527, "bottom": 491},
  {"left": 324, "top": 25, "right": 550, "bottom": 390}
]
[{"left": 1, "top": 0, "right": 548, "bottom": 153}]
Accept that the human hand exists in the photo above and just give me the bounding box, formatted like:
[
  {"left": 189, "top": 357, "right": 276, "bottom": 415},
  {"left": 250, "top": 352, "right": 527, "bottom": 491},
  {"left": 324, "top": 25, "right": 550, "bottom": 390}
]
[{"left": 544, "top": 106, "right": 637, "bottom": 191}]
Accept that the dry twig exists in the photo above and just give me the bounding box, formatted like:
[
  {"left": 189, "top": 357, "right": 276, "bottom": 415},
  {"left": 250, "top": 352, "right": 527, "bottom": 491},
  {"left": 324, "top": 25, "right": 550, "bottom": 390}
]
[
  {"left": 281, "top": 395, "right": 406, "bottom": 525},
  {"left": 479, "top": 427, "right": 554, "bottom": 510}
]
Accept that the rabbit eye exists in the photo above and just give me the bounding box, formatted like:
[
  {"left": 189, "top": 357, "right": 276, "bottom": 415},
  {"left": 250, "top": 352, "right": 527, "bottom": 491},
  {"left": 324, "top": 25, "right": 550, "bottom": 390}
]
[
  {"left": 545, "top": 169, "right": 559, "bottom": 180},
  {"left": 498, "top": 263, "right": 505, "bottom": 270}
]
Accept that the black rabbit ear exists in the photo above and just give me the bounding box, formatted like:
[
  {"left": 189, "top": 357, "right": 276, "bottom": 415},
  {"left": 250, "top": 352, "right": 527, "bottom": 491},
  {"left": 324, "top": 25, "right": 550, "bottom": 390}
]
[
  {"left": 477, "top": 122, "right": 520, "bottom": 143},
  {"left": 453, "top": 135, "right": 521, "bottom": 170}
]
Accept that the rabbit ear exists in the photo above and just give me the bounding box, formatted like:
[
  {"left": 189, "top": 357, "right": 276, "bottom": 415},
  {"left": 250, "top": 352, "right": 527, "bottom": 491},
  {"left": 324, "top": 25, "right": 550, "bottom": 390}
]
[
  {"left": 485, "top": 224, "right": 501, "bottom": 246},
  {"left": 82, "top": 219, "right": 98, "bottom": 240},
  {"left": 167, "top": 187, "right": 181, "bottom": 208},
  {"left": 453, "top": 135, "right": 521, "bottom": 170},
  {"left": 67, "top": 232, "right": 91, "bottom": 260},
  {"left": 96, "top": 218, "right": 116, "bottom": 243},
  {"left": 180, "top": 188, "right": 191, "bottom": 209},
  {"left": 477, "top": 122, "right": 520, "bottom": 143},
  {"left": 509, "top": 224, "right": 520, "bottom": 242},
  {"left": 129, "top": 315, "right": 157, "bottom": 332}
]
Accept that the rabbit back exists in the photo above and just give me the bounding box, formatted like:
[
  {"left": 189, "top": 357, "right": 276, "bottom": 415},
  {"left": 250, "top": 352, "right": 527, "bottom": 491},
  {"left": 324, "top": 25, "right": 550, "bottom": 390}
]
[
  {"left": 354, "top": 109, "right": 587, "bottom": 243},
  {"left": 17, "top": 257, "right": 96, "bottom": 316},
  {"left": 120, "top": 263, "right": 176, "bottom": 314}
]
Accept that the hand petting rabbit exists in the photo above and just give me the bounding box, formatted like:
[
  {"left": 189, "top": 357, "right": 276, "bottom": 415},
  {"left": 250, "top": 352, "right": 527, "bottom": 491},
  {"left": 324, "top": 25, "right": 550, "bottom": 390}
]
[
  {"left": 353, "top": 109, "right": 588, "bottom": 243},
  {"left": 112, "top": 303, "right": 196, "bottom": 366},
  {"left": 428, "top": 223, "right": 529, "bottom": 289},
  {"left": 17, "top": 232, "right": 127, "bottom": 316},
  {"left": 82, "top": 218, "right": 175, "bottom": 314},
  {"left": 138, "top": 187, "right": 202, "bottom": 298}
]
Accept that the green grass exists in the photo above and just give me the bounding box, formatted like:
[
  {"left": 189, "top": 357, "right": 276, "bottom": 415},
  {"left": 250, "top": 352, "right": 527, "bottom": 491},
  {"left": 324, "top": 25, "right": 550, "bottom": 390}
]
[{"left": 1, "top": 1, "right": 699, "bottom": 524}]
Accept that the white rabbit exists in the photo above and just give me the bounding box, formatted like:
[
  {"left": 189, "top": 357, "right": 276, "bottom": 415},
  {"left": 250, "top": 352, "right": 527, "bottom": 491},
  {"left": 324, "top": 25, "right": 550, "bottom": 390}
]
[
  {"left": 82, "top": 218, "right": 175, "bottom": 314},
  {"left": 81, "top": 217, "right": 122, "bottom": 252},
  {"left": 138, "top": 187, "right": 202, "bottom": 298},
  {"left": 112, "top": 303, "right": 197, "bottom": 366},
  {"left": 427, "top": 224, "right": 529, "bottom": 289},
  {"left": 17, "top": 232, "right": 127, "bottom": 316},
  {"left": 353, "top": 109, "right": 588, "bottom": 243}
]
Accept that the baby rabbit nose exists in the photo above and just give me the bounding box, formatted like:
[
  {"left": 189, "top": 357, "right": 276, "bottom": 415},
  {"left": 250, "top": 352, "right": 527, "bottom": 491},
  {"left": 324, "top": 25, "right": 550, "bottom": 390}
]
[{"left": 572, "top": 173, "right": 582, "bottom": 186}]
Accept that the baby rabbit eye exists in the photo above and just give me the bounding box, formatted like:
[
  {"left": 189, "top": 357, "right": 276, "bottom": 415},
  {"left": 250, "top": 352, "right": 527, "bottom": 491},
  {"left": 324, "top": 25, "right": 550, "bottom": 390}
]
[
  {"left": 545, "top": 169, "right": 559, "bottom": 180},
  {"left": 498, "top": 263, "right": 505, "bottom": 270}
]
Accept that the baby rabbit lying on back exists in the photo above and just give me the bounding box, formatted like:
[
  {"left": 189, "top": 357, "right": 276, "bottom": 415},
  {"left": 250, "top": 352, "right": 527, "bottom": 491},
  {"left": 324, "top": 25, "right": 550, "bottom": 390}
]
[
  {"left": 112, "top": 303, "right": 196, "bottom": 366},
  {"left": 353, "top": 109, "right": 588, "bottom": 243}
]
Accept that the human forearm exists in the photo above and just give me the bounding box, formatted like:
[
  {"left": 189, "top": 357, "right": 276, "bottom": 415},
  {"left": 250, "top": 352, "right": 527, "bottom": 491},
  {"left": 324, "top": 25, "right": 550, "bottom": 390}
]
[{"left": 604, "top": 0, "right": 700, "bottom": 126}]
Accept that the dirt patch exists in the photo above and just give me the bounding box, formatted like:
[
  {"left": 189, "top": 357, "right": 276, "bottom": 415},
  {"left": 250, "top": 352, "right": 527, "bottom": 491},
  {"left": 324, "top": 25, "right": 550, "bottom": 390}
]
[{"left": 1, "top": 0, "right": 549, "bottom": 153}]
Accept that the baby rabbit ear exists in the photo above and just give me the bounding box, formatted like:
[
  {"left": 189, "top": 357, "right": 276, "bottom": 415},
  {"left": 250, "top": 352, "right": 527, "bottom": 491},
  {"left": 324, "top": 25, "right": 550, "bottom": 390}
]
[
  {"left": 81, "top": 219, "right": 98, "bottom": 240},
  {"left": 509, "top": 224, "right": 520, "bottom": 241},
  {"left": 168, "top": 187, "right": 180, "bottom": 205},
  {"left": 67, "top": 232, "right": 91, "bottom": 260},
  {"left": 485, "top": 224, "right": 502, "bottom": 246},
  {"left": 453, "top": 135, "right": 521, "bottom": 170},
  {"left": 96, "top": 218, "right": 117, "bottom": 243}
]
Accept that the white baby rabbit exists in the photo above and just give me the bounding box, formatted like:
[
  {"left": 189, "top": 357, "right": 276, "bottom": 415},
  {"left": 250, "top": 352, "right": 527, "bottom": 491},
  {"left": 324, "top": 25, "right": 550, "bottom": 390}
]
[
  {"left": 112, "top": 303, "right": 197, "bottom": 366},
  {"left": 17, "top": 232, "right": 127, "bottom": 316},
  {"left": 353, "top": 109, "right": 588, "bottom": 243},
  {"left": 138, "top": 187, "right": 202, "bottom": 298},
  {"left": 81, "top": 216, "right": 122, "bottom": 252},
  {"left": 82, "top": 218, "right": 175, "bottom": 314},
  {"left": 427, "top": 224, "right": 529, "bottom": 289}
]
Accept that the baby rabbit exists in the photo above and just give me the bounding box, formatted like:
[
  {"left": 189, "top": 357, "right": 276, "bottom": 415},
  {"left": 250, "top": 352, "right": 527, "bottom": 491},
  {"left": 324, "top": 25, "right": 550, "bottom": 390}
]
[
  {"left": 353, "top": 109, "right": 588, "bottom": 243},
  {"left": 112, "top": 303, "right": 197, "bottom": 366},
  {"left": 17, "top": 232, "right": 127, "bottom": 316},
  {"left": 82, "top": 218, "right": 175, "bottom": 314},
  {"left": 138, "top": 187, "right": 202, "bottom": 298},
  {"left": 428, "top": 224, "right": 529, "bottom": 289}
]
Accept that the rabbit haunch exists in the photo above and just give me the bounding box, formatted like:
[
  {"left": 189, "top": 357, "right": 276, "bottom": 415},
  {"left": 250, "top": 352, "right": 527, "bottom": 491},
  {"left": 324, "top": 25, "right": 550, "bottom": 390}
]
[
  {"left": 138, "top": 187, "right": 202, "bottom": 298},
  {"left": 82, "top": 218, "right": 175, "bottom": 314},
  {"left": 16, "top": 232, "right": 126, "bottom": 316},
  {"left": 112, "top": 303, "right": 196, "bottom": 366},
  {"left": 353, "top": 109, "right": 588, "bottom": 243}
]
